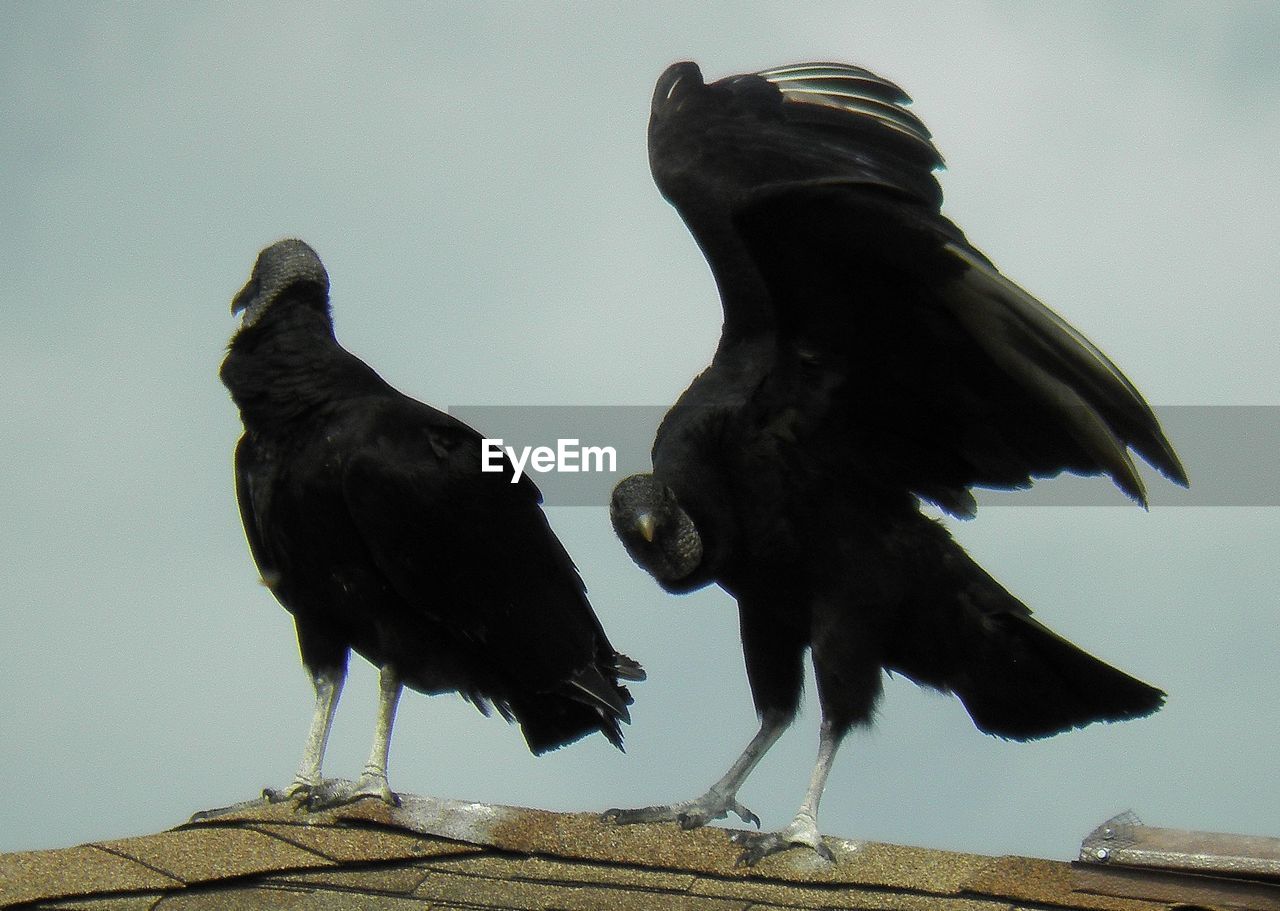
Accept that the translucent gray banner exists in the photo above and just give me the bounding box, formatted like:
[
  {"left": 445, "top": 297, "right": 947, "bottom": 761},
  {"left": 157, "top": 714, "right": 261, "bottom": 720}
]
[{"left": 448, "top": 405, "right": 1276, "bottom": 508}]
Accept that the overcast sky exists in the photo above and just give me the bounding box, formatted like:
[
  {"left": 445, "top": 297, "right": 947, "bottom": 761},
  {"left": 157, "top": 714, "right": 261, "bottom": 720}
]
[{"left": 2, "top": 3, "right": 1278, "bottom": 860}]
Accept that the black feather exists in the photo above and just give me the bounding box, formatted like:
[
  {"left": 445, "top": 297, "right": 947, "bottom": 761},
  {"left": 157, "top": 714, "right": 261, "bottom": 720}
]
[
  {"left": 610, "top": 63, "right": 1179, "bottom": 851},
  {"left": 223, "top": 239, "right": 642, "bottom": 765}
]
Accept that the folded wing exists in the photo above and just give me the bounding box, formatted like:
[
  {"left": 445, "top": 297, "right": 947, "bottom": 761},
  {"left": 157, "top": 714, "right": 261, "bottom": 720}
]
[{"left": 339, "top": 400, "right": 638, "bottom": 747}]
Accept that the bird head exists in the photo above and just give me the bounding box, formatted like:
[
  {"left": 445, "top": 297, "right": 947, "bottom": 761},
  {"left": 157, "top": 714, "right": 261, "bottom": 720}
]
[
  {"left": 610, "top": 473, "right": 706, "bottom": 592},
  {"left": 231, "top": 238, "right": 330, "bottom": 329},
  {"left": 652, "top": 61, "right": 704, "bottom": 114}
]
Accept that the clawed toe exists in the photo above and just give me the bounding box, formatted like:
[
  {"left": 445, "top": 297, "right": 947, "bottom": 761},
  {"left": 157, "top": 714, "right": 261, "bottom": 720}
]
[
  {"left": 604, "top": 803, "right": 696, "bottom": 823},
  {"left": 188, "top": 783, "right": 317, "bottom": 822},
  {"left": 678, "top": 798, "right": 756, "bottom": 829},
  {"left": 189, "top": 795, "right": 266, "bottom": 822},
  {"left": 263, "top": 783, "right": 312, "bottom": 804},
  {"left": 354, "top": 780, "right": 402, "bottom": 808},
  {"left": 677, "top": 810, "right": 708, "bottom": 830},
  {"left": 303, "top": 776, "right": 400, "bottom": 811},
  {"left": 729, "top": 798, "right": 761, "bottom": 829},
  {"left": 731, "top": 828, "right": 834, "bottom": 866},
  {"left": 603, "top": 792, "right": 758, "bottom": 830},
  {"left": 602, "top": 807, "right": 637, "bottom": 824}
]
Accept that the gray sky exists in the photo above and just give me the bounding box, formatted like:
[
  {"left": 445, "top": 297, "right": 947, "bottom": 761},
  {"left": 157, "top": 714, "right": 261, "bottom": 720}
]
[{"left": 2, "top": 3, "right": 1277, "bottom": 859}]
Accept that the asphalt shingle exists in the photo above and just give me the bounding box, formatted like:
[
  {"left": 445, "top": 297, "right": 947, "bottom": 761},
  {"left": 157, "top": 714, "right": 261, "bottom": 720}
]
[{"left": 2, "top": 796, "right": 1274, "bottom": 911}]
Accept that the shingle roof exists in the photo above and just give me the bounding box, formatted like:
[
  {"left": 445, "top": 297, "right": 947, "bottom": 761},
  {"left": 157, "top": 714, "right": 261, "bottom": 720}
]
[{"left": 1, "top": 795, "right": 1275, "bottom": 910}]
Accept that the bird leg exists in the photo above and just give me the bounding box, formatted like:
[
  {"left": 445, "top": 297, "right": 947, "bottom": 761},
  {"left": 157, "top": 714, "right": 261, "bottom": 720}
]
[
  {"left": 355, "top": 663, "right": 403, "bottom": 803},
  {"left": 604, "top": 709, "right": 789, "bottom": 829},
  {"left": 732, "top": 719, "right": 841, "bottom": 865},
  {"left": 264, "top": 665, "right": 343, "bottom": 803},
  {"left": 306, "top": 663, "right": 403, "bottom": 809}
]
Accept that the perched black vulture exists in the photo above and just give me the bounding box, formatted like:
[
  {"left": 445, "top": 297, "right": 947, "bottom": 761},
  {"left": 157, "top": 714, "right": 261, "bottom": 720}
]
[
  {"left": 607, "top": 62, "right": 1186, "bottom": 864},
  {"left": 221, "top": 239, "right": 642, "bottom": 809}
]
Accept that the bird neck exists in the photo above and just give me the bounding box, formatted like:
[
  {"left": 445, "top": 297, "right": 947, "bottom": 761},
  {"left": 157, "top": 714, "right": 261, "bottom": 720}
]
[
  {"left": 652, "top": 423, "right": 737, "bottom": 583},
  {"left": 221, "top": 305, "right": 384, "bottom": 432}
]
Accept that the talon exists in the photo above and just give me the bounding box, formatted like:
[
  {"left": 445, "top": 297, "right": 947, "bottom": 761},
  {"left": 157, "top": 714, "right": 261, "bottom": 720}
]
[
  {"left": 734, "top": 844, "right": 765, "bottom": 868},
  {"left": 733, "top": 834, "right": 779, "bottom": 867},
  {"left": 263, "top": 783, "right": 310, "bottom": 805},
  {"left": 603, "top": 791, "right": 751, "bottom": 831},
  {"left": 731, "top": 827, "right": 834, "bottom": 867},
  {"left": 353, "top": 789, "right": 402, "bottom": 808},
  {"left": 602, "top": 806, "right": 659, "bottom": 826},
  {"left": 605, "top": 796, "right": 772, "bottom": 854},
  {"left": 731, "top": 799, "right": 760, "bottom": 828},
  {"left": 301, "top": 779, "right": 352, "bottom": 811}
]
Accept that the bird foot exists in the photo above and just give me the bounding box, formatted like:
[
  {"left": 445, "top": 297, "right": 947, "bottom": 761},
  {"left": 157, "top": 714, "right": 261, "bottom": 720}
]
[
  {"left": 262, "top": 779, "right": 320, "bottom": 804},
  {"left": 303, "top": 773, "right": 401, "bottom": 812},
  {"left": 731, "top": 814, "right": 834, "bottom": 866},
  {"left": 188, "top": 792, "right": 280, "bottom": 822},
  {"left": 187, "top": 778, "right": 336, "bottom": 822},
  {"left": 603, "top": 789, "right": 760, "bottom": 830}
]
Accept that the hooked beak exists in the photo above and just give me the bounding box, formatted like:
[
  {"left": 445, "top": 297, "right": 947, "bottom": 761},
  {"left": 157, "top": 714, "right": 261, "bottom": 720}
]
[
  {"left": 636, "top": 512, "right": 656, "bottom": 543},
  {"left": 231, "top": 270, "right": 262, "bottom": 316}
]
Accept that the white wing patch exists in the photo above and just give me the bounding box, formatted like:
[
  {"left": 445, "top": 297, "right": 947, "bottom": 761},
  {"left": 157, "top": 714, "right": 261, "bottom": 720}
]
[{"left": 758, "top": 62, "right": 936, "bottom": 153}]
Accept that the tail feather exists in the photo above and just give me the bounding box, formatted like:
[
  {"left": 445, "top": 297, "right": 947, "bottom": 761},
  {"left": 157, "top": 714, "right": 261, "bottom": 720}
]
[
  {"left": 564, "top": 664, "right": 632, "bottom": 723},
  {"left": 512, "top": 697, "right": 628, "bottom": 755},
  {"left": 950, "top": 612, "right": 1165, "bottom": 741},
  {"left": 507, "top": 653, "right": 645, "bottom": 755},
  {"left": 612, "top": 652, "right": 648, "bottom": 682},
  {"left": 885, "top": 525, "right": 1166, "bottom": 741}
]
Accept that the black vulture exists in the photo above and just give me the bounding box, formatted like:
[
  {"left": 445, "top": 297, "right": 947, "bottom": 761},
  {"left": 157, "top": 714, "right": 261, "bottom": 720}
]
[
  {"left": 607, "top": 62, "right": 1186, "bottom": 864},
  {"left": 221, "top": 239, "right": 643, "bottom": 809}
]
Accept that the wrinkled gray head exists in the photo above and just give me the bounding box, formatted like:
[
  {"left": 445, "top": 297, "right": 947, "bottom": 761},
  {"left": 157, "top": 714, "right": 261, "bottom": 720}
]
[
  {"left": 610, "top": 473, "right": 703, "bottom": 587},
  {"left": 231, "top": 238, "right": 330, "bottom": 328}
]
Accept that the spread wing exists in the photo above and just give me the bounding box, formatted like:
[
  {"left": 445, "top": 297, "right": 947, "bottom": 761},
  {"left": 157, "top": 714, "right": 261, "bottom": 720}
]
[
  {"left": 652, "top": 61, "right": 1186, "bottom": 513},
  {"left": 649, "top": 61, "right": 942, "bottom": 342}
]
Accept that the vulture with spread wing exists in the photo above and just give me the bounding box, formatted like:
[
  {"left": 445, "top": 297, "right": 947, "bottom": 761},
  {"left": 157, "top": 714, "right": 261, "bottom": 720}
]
[{"left": 608, "top": 62, "right": 1185, "bottom": 864}]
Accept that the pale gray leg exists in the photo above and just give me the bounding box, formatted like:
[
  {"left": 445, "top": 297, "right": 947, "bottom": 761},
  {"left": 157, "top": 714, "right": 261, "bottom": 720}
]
[
  {"left": 352, "top": 663, "right": 402, "bottom": 804},
  {"left": 306, "top": 663, "right": 402, "bottom": 809},
  {"left": 604, "top": 709, "right": 789, "bottom": 829},
  {"left": 733, "top": 719, "right": 841, "bottom": 865},
  {"left": 265, "top": 666, "right": 343, "bottom": 802}
]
